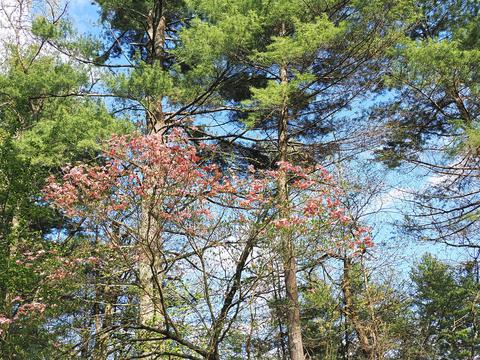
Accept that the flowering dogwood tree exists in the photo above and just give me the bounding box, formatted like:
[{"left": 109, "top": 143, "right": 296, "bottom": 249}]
[{"left": 43, "top": 130, "right": 372, "bottom": 359}]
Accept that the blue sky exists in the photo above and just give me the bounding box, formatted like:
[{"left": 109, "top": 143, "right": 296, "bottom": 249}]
[{"left": 67, "top": 0, "right": 101, "bottom": 35}]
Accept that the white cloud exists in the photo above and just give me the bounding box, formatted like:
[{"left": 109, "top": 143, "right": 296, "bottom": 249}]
[
  {"left": 425, "top": 173, "right": 450, "bottom": 187},
  {"left": 364, "top": 187, "right": 408, "bottom": 215}
]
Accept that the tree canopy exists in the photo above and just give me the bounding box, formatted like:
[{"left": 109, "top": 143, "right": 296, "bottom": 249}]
[{"left": 0, "top": 0, "right": 479, "bottom": 359}]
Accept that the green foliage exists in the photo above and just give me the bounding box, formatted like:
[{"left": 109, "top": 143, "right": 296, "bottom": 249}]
[
  {"left": 407, "top": 255, "right": 480, "bottom": 359},
  {"left": 465, "top": 122, "right": 480, "bottom": 149},
  {"left": 388, "top": 36, "right": 480, "bottom": 90},
  {"left": 32, "top": 14, "right": 103, "bottom": 61},
  {"left": 300, "top": 265, "right": 415, "bottom": 360},
  {"left": 0, "top": 51, "right": 132, "bottom": 163},
  {"left": 31, "top": 16, "right": 67, "bottom": 40},
  {"left": 2, "top": 0, "right": 479, "bottom": 358},
  {"left": 17, "top": 100, "right": 132, "bottom": 166},
  {"left": 0, "top": 46, "right": 132, "bottom": 357},
  {"left": 375, "top": 0, "right": 480, "bottom": 165},
  {"left": 301, "top": 280, "right": 343, "bottom": 359},
  {"left": 107, "top": 61, "right": 175, "bottom": 104},
  {"left": 252, "top": 15, "right": 345, "bottom": 66}
]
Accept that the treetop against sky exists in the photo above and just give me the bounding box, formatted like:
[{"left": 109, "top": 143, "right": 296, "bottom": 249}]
[{"left": 0, "top": 0, "right": 479, "bottom": 359}]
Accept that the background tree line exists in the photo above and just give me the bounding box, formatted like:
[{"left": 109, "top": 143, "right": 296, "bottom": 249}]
[{"left": 0, "top": 0, "right": 479, "bottom": 359}]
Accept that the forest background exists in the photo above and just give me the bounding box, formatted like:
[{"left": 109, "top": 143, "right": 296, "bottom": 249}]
[{"left": 1, "top": 0, "right": 480, "bottom": 359}]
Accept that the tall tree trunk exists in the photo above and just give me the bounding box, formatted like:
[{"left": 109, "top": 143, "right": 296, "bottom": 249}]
[
  {"left": 146, "top": 4, "right": 167, "bottom": 133},
  {"left": 138, "top": 2, "right": 167, "bottom": 356},
  {"left": 277, "top": 22, "right": 305, "bottom": 360},
  {"left": 138, "top": 210, "right": 161, "bottom": 328}
]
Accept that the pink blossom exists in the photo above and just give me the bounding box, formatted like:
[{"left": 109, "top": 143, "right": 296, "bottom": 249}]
[
  {"left": 15, "top": 302, "right": 46, "bottom": 319},
  {"left": 43, "top": 131, "right": 375, "bottom": 262},
  {"left": 0, "top": 316, "right": 12, "bottom": 325}
]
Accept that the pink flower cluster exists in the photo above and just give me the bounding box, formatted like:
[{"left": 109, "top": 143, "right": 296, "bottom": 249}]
[
  {"left": 44, "top": 131, "right": 228, "bottom": 223},
  {"left": 0, "top": 316, "right": 12, "bottom": 335},
  {"left": 0, "top": 316, "right": 12, "bottom": 325},
  {"left": 15, "top": 302, "right": 46, "bottom": 318},
  {"left": 43, "top": 132, "right": 374, "bottom": 255},
  {"left": 15, "top": 249, "right": 48, "bottom": 266},
  {"left": 260, "top": 161, "right": 373, "bottom": 253},
  {"left": 0, "top": 301, "right": 47, "bottom": 335},
  {"left": 352, "top": 226, "right": 374, "bottom": 249}
]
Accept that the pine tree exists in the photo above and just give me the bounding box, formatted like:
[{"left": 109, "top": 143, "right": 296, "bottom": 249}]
[
  {"left": 372, "top": 0, "right": 480, "bottom": 246},
  {"left": 0, "top": 43, "right": 130, "bottom": 357},
  {"left": 180, "top": 1, "right": 412, "bottom": 357},
  {"left": 408, "top": 255, "right": 480, "bottom": 359}
]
